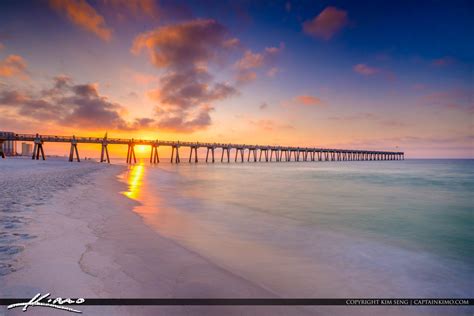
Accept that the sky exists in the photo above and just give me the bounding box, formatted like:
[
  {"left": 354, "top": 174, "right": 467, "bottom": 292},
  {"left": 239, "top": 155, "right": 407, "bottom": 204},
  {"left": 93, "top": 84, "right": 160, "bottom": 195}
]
[{"left": 0, "top": 0, "right": 472, "bottom": 158}]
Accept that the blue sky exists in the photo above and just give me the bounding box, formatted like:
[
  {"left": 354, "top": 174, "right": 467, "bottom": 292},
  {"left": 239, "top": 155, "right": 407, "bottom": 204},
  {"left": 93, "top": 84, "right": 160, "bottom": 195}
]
[{"left": 0, "top": 0, "right": 472, "bottom": 157}]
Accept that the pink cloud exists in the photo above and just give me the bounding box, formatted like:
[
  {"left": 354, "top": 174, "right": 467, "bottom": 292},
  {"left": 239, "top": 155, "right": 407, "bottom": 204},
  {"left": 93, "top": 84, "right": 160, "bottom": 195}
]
[
  {"left": 234, "top": 43, "right": 284, "bottom": 83},
  {"left": 235, "top": 50, "right": 264, "bottom": 70},
  {"left": 50, "top": 0, "right": 112, "bottom": 41},
  {"left": 303, "top": 7, "right": 348, "bottom": 40},
  {"left": 131, "top": 72, "right": 158, "bottom": 85},
  {"left": 236, "top": 71, "right": 257, "bottom": 84},
  {"left": 293, "top": 95, "right": 323, "bottom": 106},
  {"left": 0, "top": 55, "right": 28, "bottom": 78},
  {"left": 103, "top": 0, "right": 160, "bottom": 18},
  {"left": 353, "top": 63, "right": 380, "bottom": 76}
]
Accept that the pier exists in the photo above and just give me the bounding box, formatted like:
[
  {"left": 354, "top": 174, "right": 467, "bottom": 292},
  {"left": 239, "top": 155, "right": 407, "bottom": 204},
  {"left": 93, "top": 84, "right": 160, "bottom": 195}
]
[{"left": 0, "top": 132, "right": 404, "bottom": 163}]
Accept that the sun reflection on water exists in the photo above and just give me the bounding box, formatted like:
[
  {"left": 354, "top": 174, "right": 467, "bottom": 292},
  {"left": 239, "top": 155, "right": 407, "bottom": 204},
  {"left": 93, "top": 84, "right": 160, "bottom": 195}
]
[{"left": 123, "top": 163, "right": 145, "bottom": 200}]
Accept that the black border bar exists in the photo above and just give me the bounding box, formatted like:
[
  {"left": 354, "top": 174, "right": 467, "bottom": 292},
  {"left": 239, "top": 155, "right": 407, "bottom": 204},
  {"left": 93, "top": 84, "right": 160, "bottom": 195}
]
[{"left": 1, "top": 298, "right": 473, "bottom": 306}]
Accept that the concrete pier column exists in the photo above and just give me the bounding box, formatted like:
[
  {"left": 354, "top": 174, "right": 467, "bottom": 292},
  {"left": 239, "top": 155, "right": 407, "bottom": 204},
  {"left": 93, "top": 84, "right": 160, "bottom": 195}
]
[
  {"left": 100, "top": 134, "right": 110, "bottom": 163},
  {"left": 127, "top": 141, "right": 137, "bottom": 164},
  {"left": 68, "top": 135, "right": 80, "bottom": 162},
  {"left": 32, "top": 134, "right": 45, "bottom": 160}
]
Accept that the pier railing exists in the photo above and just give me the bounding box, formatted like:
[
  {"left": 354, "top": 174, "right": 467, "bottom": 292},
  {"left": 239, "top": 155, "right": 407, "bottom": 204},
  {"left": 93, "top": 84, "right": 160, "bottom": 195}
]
[{"left": 0, "top": 132, "right": 404, "bottom": 163}]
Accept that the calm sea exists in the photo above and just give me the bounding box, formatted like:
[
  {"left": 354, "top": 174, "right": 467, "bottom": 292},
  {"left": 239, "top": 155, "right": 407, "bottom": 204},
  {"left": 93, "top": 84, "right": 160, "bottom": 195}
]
[{"left": 121, "top": 159, "right": 474, "bottom": 298}]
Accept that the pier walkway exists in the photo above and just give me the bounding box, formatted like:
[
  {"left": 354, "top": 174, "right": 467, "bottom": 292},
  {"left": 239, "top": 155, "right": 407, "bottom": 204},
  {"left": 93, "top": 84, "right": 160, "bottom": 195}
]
[{"left": 0, "top": 132, "right": 404, "bottom": 163}]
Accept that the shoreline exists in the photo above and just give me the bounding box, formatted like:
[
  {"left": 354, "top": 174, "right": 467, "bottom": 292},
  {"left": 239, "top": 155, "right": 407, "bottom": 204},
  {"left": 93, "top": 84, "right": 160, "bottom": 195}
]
[{"left": 1, "top": 159, "right": 472, "bottom": 315}]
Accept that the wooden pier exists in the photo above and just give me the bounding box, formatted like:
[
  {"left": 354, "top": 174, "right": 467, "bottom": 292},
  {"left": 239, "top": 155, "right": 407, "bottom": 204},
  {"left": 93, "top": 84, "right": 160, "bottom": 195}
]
[{"left": 0, "top": 132, "right": 404, "bottom": 163}]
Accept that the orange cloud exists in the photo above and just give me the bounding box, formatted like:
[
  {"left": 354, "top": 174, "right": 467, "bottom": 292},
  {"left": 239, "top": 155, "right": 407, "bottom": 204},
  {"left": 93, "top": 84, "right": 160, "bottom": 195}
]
[
  {"left": 103, "top": 0, "right": 160, "bottom": 18},
  {"left": 235, "top": 50, "right": 264, "bottom": 69},
  {"left": 131, "top": 72, "right": 158, "bottom": 85},
  {"left": 50, "top": 0, "right": 112, "bottom": 41},
  {"left": 234, "top": 43, "right": 284, "bottom": 83},
  {"left": 303, "top": 7, "right": 348, "bottom": 40},
  {"left": 353, "top": 63, "right": 379, "bottom": 75},
  {"left": 0, "top": 42, "right": 4, "bottom": 51},
  {"left": 234, "top": 43, "right": 284, "bottom": 70},
  {"left": 236, "top": 71, "right": 257, "bottom": 84},
  {"left": 0, "top": 55, "right": 28, "bottom": 78},
  {"left": 294, "top": 95, "right": 323, "bottom": 106}
]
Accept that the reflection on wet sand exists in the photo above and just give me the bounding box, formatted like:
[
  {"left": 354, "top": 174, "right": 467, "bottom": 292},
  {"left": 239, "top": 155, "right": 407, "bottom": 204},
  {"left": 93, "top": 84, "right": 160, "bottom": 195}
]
[{"left": 123, "top": 163, "right": 144, "bottom": 200}]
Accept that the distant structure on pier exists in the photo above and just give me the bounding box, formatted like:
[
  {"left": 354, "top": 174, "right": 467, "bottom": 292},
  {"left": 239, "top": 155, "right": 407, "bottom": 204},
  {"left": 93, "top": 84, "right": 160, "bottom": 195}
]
[
  {"left": 0, "top": 131, "right": 404, "bottom": 163},
  {"left": 0, "top": 131, "right": 16, "bottom": 156},
  {"left": 21, "top": 142, "right": 33, "bottom": 157}
]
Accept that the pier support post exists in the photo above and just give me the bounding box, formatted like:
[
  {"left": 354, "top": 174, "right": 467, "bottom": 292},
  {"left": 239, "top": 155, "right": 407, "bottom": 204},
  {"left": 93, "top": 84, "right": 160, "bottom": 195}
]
[
  {"left": 235, "top": 148, "right": 244, "bottom": 162},
  {"left": 68, "top": 135, "right": 80, "bottom": 162},
  {"left": 221, "top": 147, "right": 230, "bottom": 163},
  {"left": 150, "top": 144, "right": 159, "bottom": 164},
  {"left": 32, "top": 134, "right": 45, "bottom": 160},
  {"left": 206, "top": 147, "right": 215, "bottom": 163},
  {"left": 126, "top": 142, "right": 137, "bottom": 164},
  {"left": 100, "top": 134, "right": 110, "bottom": 163},
  {"left": 0, "top": 141, "right": 4, "bottom": 158},
  {"left": 171, "top": 145, "right": 180, "bottom": 163},
  {"left": 189, "top": 146, "right": 198, "bottom": 163}
]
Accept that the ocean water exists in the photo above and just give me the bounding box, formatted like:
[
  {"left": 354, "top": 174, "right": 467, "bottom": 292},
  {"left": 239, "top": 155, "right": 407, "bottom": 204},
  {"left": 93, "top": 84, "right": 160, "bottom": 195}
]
[{"left": 121, "top": 159, "right": 474, "bottom": 298}]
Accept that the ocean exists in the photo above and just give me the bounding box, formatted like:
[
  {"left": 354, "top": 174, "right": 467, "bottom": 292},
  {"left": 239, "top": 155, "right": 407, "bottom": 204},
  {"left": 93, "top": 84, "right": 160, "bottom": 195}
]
[{"left": 121, "top": 159, "right": 474, "bottom": 298}]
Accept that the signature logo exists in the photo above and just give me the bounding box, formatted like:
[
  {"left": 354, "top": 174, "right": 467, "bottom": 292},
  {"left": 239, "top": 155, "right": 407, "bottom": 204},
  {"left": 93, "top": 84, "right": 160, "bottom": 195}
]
[{"left": 7, "top": 293, "right": 85, "bottom": 313}]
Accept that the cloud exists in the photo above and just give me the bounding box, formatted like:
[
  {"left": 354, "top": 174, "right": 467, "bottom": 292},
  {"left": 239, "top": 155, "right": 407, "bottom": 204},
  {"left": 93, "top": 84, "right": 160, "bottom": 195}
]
[
  {"left": 50, "top": 0, "right": 112, "bottom": 41},
  {"left": 259, "top": 102, "right": 268, "bottom": 110},
  {"left": 0, "top": 76, "right": 129, "bottom": 129},
  {"left": 132, "top": 19, "right": 239, "bottom": 132},
  {"left": 236, "top": 71, "right": 257, "bottom": 84},
  {"left": 303, "top": 6, "right": 348, "bottom": 40},
  {"left": 153, "top": 68, "right": 237, "bottom": 110},
  {"left": 0, "top": 55, "right": 28, "bottom": 78},
  {"left": 266, "top": 67, "right": 279, "bottom": 77},
  {"left": 223, "top": 37, "right": 240, "bottom": 48},
  {"left": 102, "top": 0, "right": 160, "bottom": 18},
  {"left": 234, "top": 44, "right": 284, "bottom": 70},
  {"left": 130, "top": 71, "right": 158, "bottom": 85},
  {"left": 234, "top": 43, "right": 284, "bottom": 83},
  {"left": 353, "top": 63, "right": 380, "bottom": 76},
  {"left": 132, "top": 19, "right": 229, "bottom": 69},
  {"left": 151, "top": 105, "right": 214, "bottom": 133},
  {"left": 235, "top": 50, "right": 265, "bottom": 70},
  {"left": 0, "top": 42, "right": 4, "bottom": 51},
  {"left": 293, "top": 95, "right": 323, "bottom": 106}
]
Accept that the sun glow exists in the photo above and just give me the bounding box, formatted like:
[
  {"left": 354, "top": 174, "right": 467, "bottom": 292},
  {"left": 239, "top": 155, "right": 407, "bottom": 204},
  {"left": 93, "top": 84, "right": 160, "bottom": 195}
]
[{"left": 135, "top": 145, "right": 149, "bottom": 153}]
